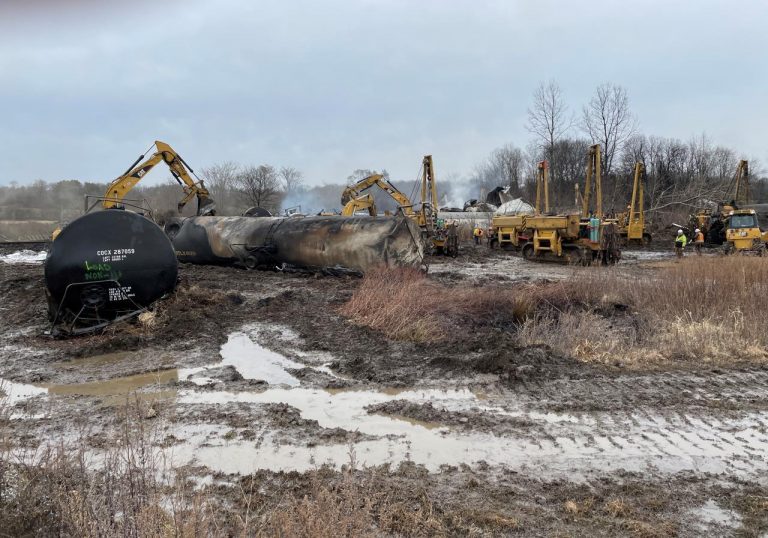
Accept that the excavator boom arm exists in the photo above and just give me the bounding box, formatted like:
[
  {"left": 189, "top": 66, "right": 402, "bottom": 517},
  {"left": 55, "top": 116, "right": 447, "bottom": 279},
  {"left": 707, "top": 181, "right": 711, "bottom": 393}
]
[
  {"left": 103, "top": 140, "right": 216, "bottom": 216},
  {"left": 341, "top": 173, "right": 415, "bottom": 215}
]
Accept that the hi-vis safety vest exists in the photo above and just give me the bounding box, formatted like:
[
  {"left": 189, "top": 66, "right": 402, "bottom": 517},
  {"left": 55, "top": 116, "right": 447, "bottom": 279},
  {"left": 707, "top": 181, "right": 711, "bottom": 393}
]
[
  {"left": 474, "top": 228, "right": 483, "bottom": 237},
  {"left": 675, "top": 234, "right": 687, "bottom": 247}
]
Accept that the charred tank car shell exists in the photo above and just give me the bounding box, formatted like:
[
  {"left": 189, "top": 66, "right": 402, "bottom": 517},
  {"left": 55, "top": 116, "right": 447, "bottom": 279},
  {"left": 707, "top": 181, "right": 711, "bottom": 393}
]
[
  {"left": 45, "top": 210, "right": 178, "bottom": 334},
  {"left": 168, "top": 215, "right": 424, "bottom": 272}
]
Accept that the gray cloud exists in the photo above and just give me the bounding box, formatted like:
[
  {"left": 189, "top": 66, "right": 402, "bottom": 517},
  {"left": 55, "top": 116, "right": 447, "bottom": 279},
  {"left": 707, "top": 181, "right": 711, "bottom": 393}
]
[{"left": 1, "top": 0, "right": 767, "bottom": 185}]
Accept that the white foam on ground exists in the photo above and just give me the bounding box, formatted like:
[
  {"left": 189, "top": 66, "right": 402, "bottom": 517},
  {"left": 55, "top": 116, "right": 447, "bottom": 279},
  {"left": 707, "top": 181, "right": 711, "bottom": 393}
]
[{"left": 0, "top": 250, "right": 47, "bottom": 264}]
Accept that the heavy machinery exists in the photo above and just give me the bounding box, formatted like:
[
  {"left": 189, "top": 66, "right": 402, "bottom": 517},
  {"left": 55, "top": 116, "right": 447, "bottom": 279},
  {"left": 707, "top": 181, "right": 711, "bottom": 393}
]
[
  {"left": 339, "top": 157, "right": 458, "bottom": 256},
  {"left": 535, "top": 160, "right": 550, "bottom": 214},
  {"left": 52, "top": 140, "right": 216, "bottom": 241},
  {"left": 491, "top": 149, "right": 621, "bottom": 264},
  {"left": 103, "top": 140, "right": 216, "bottom": 216},
  {"left": 615, "top": 162, "right": 652, "bottom": 246},
  {"left": 723, "top": 208, "right": 766, "bottom": 255},
  {"left": 691, "top": 160, "right": 752, "bottom": 246},
  {"left": 340, "top": 193, "right": 377, "bottom": 216},
  {"left": 341, "top": 173, "right": 415, "bottom": 217}
]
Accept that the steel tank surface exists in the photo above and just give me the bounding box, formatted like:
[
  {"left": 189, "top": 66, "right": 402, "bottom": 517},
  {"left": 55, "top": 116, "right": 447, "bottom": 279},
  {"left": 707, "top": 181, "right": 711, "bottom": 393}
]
[
  {"left": 168, "top": 215, "right": 424, "bottom": 272},
  {"left": 45, "top": 210, "right": 178, "bottom": 333}
]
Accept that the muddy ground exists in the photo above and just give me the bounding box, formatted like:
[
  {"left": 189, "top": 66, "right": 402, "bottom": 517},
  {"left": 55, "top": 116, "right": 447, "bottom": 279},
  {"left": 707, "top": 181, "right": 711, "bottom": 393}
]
[{"left": 1, "top": 242, "right": 767, "bottom": 536}]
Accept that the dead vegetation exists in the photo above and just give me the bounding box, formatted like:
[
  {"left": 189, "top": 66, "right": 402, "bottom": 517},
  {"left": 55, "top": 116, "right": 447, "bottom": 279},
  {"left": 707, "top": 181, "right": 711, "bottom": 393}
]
[
  {"left": 339, "top": 266, "right": 536, "bottom": 343},
  {"left": 342, "top": 258, "right": 768, "bottom": 368},
  {"left": 524, "top": 256, "right": 768, "bottom": 366}
]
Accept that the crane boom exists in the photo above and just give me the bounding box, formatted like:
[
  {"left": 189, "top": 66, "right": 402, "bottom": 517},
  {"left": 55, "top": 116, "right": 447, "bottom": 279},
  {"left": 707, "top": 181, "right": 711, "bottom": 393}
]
[
  {"left": 103, "top": 141, "right": 216, "bottom": 216},
  {"left": 535, "top": 160, "right": 549, "bottom": 215},
  {"left": 582, "top": 144, "right": 602, "bottom": 218},
  {"left": 340, "top": 174, "right": 415, "bottom": 215}
]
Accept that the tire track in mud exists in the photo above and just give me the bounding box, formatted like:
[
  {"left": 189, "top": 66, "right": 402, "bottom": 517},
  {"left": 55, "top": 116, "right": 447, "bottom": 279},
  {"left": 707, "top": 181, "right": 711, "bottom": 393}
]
[
  {"left": 510, "top": 406, "right": 768, "bottom": 482},
  {"left": 472, "top": 367, "right": 768, "bottom": 482},
  {"left": 505, "top": 368, "right": 768, "bottom": 413}
]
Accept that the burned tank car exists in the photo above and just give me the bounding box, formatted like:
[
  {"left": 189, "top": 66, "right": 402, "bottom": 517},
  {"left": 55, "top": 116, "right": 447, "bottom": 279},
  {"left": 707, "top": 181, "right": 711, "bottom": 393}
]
[{"left": 44, "top": 210, "right": 178, "bottom": 333}]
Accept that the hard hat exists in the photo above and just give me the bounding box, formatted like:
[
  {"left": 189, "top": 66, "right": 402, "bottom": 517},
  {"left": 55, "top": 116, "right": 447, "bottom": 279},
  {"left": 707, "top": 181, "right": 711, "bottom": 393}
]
[
  {"left": 677, "top": 229, "right": 683, "bottom": 235},
  {"left": 695, "top": 228, "right": 700, "bottom": 233}
]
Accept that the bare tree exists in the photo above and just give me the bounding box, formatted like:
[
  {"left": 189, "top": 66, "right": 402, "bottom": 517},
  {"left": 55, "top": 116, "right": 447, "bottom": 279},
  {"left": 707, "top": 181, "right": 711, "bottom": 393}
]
[
  {"left": 235, "top": 164, "right": 281, "bottom": 212},
  {"left": 279, "top": 166, "right": 304, "bottom": 195},
  {"left": 201, "top": 161, "right": 239, "bottom": 215},
  {"left": 470, "top": 144, "right": 526, "bottom": 199},
  {"left": 526, "top": 80, "right": 573, "bottom": 182},
  {"left": 581, "top": 83, "right": 638, "bottom": 177}
]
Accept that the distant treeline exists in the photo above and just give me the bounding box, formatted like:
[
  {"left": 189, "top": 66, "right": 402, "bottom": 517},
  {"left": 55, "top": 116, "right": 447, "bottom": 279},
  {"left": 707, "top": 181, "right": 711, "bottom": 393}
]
[{"left": 2, "top": 82, "right": 765, "bottom": 224}]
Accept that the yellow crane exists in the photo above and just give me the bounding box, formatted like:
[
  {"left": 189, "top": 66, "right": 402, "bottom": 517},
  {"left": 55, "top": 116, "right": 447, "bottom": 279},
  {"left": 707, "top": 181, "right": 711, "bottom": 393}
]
[
  {"left": 491, "top": 147, "right": 621, "bottom": 264},
  {"left": 733, "top": 159, "right": 750, "bottom": 206},
  {"left": 575, "top": 144, "right": 602, "bottom": 218},
  {"left": 534, "top": 160, "right": 550, "bottom": 215},
  {"left": 616, "top": 162, "right": 651, "bottom": 245},
  {"left": 104, "top": 140, "right": 216, "bottom": 216}
]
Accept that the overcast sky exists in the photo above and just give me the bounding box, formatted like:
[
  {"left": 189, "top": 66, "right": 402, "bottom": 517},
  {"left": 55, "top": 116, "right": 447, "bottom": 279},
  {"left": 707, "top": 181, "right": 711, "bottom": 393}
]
[{"left": 1, "top": 0, "right": 766, "bottom": 186}]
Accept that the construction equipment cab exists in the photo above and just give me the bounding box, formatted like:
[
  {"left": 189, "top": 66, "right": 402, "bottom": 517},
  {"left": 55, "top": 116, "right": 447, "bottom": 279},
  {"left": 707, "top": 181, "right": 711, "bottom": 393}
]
[
  {"left": 104, "top": 141, "right": 216, "bottom": 216},
  {"left": 724, "top": 208, "right": 766, "bottom": 255}
]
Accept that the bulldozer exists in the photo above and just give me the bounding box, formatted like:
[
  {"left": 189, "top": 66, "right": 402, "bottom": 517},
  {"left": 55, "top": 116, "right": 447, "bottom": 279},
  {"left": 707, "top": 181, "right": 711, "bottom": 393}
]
[{"left": 490, "top": 149, "right": 621, "bottom": 264}]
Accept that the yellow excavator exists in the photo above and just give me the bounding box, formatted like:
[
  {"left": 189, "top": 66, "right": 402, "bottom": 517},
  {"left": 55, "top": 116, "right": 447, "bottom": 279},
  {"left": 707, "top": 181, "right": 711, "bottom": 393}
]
[
  {"left": 53, "top": 141, "right": 215, "bottom": 241},
  {"left": 103, "top": 140, "right": 216, "bottom": 216},
  {"left": 341, "top": 173, "right": 415, "bottom": 217},
  {"left": 339, "top": 156, "right": 457, "bottom": 255}
]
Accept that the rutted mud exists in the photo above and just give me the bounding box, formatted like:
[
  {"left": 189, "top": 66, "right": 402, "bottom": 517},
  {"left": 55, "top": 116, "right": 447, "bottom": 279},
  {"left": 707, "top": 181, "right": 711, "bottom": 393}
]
[{"left": 2, "top": 248, "right": 768, "bottom": 534}]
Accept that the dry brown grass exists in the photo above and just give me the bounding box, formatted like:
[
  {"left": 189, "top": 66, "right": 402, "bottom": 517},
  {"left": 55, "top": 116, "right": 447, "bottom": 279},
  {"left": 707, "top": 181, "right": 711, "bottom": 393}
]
[
  {"left": 339, "top": 266, "right": 536, "bottom": 343},
  {"left": 522, "top": 256, "right": 768, "bottom": 366},
  {"left": 343, "top": 258, "right": 768, "bottom": 367}
]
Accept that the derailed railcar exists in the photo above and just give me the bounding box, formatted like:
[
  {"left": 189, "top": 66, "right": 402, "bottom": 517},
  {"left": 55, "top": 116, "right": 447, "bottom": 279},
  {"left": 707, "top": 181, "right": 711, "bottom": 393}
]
[
  {"left": 167, "top": 215, "right": 425, "bottom": 273},
  {"left": 45, "top": 210, "right": 178, "bottom": 335}
]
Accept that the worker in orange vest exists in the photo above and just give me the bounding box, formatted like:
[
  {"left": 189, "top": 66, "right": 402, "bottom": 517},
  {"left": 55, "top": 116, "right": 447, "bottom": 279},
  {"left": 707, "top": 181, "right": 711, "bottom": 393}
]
[{"left": 694, "top": 228, "right": 705, "bottom": 255}]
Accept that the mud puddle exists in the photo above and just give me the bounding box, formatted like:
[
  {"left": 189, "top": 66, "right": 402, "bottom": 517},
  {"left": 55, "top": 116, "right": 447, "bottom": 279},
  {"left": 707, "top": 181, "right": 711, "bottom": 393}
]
[
  {"left": 429, "top": 254, "right": 574, "bottom": 282},
  {"left": 0, "top": 378, "right": 47, "bottom": 406},
  {"left": 1, "top": 323, "right": 340, "bottom": 411},
  {"left": 172, "top": 385, "right": 768, "bottom": 482}
]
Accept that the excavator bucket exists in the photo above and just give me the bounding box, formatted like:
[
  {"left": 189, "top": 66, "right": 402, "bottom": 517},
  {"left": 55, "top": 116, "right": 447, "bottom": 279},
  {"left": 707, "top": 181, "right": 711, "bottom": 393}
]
[{"left": 198, "top": 197, "right": 217, "bottom": 216}]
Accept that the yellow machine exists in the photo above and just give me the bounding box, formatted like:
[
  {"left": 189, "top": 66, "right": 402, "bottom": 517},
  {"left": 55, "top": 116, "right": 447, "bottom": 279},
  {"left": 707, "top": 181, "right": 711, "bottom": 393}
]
[
  {"left": 341, "top": 173, "right": 415, "bottom": 217},
  {"left": 340, "top": 193, "right": 377, "bottom": 216},
  {"left": 724, "top": 208, "right": 766, "bottom": 255},
  {"left": 615, "top": 162, "right": 651, "bottom": 245},
  {"left": 52, "top": 141, "right": 215, "bottom": 241},
  {"left": 339, "top": 157, "right": 458, "bottom": 256},
  {"left": 535, "top": 160, "right": 550, "bottom": 214},
  {"left": 419, "top": 155, "right": 458, "bottom": 256},
  {"left": 733, "top": 159, "right": 750, "bottom": 206},
  {"left": 491, "top": 148, "right": 621, "bottom": 264},
  {"left": 104, "top": 140, "right": 216, "bottom": 216},
  {"left": 692, "top": 160, "right": 752, "bottom": 246}
]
